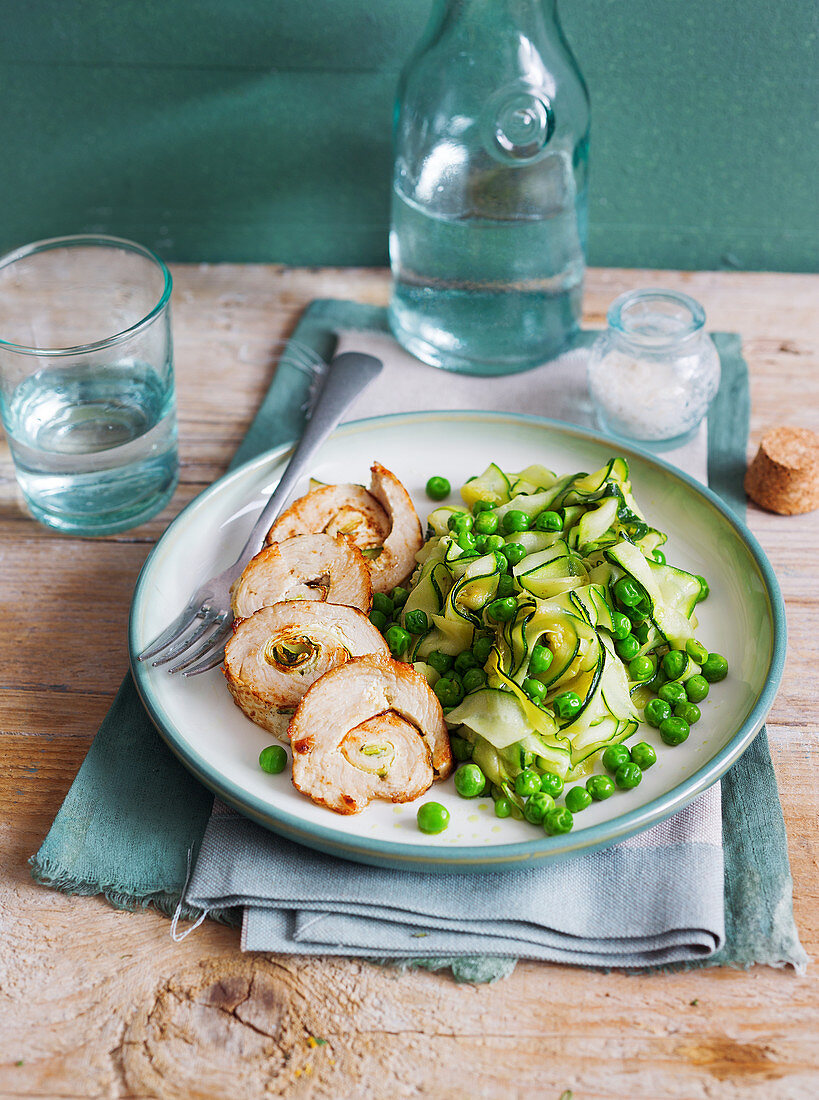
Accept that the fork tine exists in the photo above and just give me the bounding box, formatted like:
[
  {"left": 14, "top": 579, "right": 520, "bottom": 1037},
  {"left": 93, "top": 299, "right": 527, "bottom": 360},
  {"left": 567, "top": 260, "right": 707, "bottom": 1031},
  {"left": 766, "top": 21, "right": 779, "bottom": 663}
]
[
  {"left": 137, "top": 600, "right": 202, "bottom": 661},
  {"left": 180, "top": 632, "right": 234, "bottom": 676},
  {"left": 167, "top": 616, "right": 232, "bottom": 674},
  {"left": 150, "top": 609, "right": 219, "bottom": 667}
]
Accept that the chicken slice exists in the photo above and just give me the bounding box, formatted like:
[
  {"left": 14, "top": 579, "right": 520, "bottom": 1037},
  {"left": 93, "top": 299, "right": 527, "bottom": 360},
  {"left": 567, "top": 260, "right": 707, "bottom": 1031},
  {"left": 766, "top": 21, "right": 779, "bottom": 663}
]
[
  {"left": 224, "top": 601, "right": 389, "bottom": 739},
  {"left": 265, "top": 464, "right": 423, "bottom": 595},
  {"left": 366, "top": 461, "right": 424, "bottom": 594},
  {"left": 267, "top": 483, "right": 390, "bottom": 555},
  {"left": 231, "top": 533, "right": 372, "bottom": 619},
  {"left": 289, "top": 653, "right": 453, "bottom": 814}
]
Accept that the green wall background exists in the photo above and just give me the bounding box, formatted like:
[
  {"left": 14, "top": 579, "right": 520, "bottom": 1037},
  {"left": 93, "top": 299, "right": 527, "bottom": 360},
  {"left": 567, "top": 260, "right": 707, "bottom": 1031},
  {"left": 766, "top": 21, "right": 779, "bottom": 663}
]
[{"left": 2, "top": 1, "right": 817, "bottom": 271}]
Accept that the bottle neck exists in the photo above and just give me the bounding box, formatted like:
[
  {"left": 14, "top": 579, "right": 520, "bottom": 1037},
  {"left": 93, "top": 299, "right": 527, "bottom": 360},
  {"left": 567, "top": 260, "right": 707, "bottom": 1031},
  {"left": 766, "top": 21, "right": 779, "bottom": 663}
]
[{"left": 433, "top": 0, "right": 559, "bottom": 33}]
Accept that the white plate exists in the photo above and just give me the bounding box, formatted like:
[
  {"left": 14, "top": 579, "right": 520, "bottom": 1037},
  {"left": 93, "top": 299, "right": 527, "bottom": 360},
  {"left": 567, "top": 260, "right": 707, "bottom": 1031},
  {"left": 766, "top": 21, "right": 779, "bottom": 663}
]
[{"left": 129, "top": 411, "right": 785, "bottom": 872}]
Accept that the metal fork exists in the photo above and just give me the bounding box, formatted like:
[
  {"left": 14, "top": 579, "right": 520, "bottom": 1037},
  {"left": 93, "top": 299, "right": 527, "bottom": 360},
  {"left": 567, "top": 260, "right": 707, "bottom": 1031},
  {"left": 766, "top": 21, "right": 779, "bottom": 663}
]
[{"left": 136, "top": 351, "right": 383, "bottom": 676}]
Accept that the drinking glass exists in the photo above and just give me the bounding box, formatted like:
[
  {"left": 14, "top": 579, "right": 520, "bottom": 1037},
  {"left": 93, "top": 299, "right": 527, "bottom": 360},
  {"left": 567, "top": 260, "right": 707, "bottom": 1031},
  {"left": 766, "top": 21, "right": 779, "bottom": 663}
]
[{"left": 0, "top": 235, "right": 179, "bottom": 535}]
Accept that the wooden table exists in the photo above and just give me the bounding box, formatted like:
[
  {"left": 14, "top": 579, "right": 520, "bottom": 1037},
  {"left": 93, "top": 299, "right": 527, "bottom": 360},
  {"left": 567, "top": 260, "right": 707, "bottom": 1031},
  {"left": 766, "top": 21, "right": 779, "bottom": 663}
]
[{"left": 1, "top": 267, "right": 817, "bottom": 1100}]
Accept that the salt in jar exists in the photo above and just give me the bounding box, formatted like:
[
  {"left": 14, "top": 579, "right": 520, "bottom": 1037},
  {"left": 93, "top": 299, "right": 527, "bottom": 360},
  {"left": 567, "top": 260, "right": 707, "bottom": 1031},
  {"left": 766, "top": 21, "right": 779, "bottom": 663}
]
[{"left": 587, "top": 289, "right": 720, "bottom": 444}]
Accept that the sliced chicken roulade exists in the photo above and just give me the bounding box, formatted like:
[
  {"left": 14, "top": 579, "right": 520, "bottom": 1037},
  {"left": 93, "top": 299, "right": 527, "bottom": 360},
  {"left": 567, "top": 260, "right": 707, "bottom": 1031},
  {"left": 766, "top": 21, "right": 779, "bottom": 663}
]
[
  {"left": 367, "top": 461, "right": 423, "bottom": 595},
  {"left": 266, "top": 463, "right": 423, "bottom": 595},
  {"left": 289, "top": 653, "right": 453, "bottom": 814},
  {"left": 224, "top": 601, "right": 389, "bottom": 739},
  {"left": 267, "top": 483, "right": 390, "bottom": 555},
  {"left": 231, "top": 533, "right": 372, "bottom": 619}
]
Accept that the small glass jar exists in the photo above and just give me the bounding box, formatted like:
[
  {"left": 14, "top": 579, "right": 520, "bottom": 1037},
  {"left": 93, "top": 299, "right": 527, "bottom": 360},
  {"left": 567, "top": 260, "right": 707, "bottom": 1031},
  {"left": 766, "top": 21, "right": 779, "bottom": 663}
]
[{"left": 587, "top": 289, "right": 720, "bottom": 445}]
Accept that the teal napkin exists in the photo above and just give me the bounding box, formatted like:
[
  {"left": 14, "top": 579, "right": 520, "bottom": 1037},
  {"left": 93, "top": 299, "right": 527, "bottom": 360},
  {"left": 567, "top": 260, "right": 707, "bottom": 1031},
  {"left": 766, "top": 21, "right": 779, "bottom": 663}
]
[{"left": 31, "top": 299, "right": 806, "bottom": 979}]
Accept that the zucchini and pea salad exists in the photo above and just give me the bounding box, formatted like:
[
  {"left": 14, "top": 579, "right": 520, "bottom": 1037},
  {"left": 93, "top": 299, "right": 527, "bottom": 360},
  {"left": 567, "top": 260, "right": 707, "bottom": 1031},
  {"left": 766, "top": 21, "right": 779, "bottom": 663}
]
[{"left": 371, "top": 459, "right": 729, "bottom": 838}]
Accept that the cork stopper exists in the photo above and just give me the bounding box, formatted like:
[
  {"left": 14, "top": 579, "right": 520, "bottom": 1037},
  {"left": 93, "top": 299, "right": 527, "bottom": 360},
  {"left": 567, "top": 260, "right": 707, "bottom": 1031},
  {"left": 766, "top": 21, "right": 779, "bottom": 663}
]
[{"left": 744, "top": 426, "right": 819, "bottom": 515}]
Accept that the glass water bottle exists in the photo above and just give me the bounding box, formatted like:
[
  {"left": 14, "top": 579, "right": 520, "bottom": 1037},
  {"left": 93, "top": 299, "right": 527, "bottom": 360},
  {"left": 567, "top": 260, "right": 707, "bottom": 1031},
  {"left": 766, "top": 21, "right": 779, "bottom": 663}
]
[{"left": 388, "top": 0, "right": 590, "bottom": 376}]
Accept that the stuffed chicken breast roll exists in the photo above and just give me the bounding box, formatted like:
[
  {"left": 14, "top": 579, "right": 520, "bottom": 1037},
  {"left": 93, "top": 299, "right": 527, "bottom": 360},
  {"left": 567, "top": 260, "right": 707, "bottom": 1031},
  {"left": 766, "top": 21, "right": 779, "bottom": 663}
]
[
  {"left": 289, "top": 653, "right": 453, "bottom": 814},
  {"left": 231, "top": 533, "right": 372, "bottom": 619},
  {"left": 266, "top": 463, "right": 423, "bottom": 595},
  {"left": 224, "top": 601, "right": 389, "bottom": 739}
]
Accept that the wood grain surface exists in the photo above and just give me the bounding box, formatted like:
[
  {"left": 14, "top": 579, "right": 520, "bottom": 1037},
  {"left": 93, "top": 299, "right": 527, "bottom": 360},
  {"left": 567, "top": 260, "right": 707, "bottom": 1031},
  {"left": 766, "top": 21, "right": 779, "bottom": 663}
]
[{"left": 0, "top": 266, "right": 817, "bottom": 1100}]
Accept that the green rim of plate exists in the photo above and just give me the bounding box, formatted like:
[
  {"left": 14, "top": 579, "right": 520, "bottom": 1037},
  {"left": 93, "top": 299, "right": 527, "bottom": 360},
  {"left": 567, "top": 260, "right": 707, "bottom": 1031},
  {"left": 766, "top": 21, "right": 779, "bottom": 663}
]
[{"left": 129, "top": 410, "right": 787, "bottom": 873}]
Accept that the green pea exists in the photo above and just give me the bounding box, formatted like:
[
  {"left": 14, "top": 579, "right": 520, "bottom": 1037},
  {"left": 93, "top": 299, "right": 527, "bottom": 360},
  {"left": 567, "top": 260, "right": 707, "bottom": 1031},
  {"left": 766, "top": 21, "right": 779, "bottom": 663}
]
[
  {"left": 625, "top": 604, "right": 647, "bottom": 625},
  {"left": 369, "top": 609, "right": 388, "bottom": 630},
  {"left": 685, "top": 674, "right": 710, "bottom": 703},
  {"left": 454, "top": 763, "right": 486, "bottom": 798},
  {"left": 645, "top": 697, "right": 672, "bottom": 728},
  {"left": 390, "top": 586, "right": 410, "bottom": 608},
  {"left": 453, "top": 651, "right": 478, "bottom": 675},
  {"left": 674, "top": 701, "right": 701, "bottom": 725},
  {"left": 695, "top": 575, "right": 710, "bottom": 602},
  {"left": 502, "top": 509, "right": 531, "bottom": 533},
  {"left": 615, "top": 761, "right": 643, "bottom": 789},
  {"left": 701, "top": 652, "right": 728, "bottom": 682},
  {"left": 486, "top": 597, "right": 518, "bottom": 623},
  {"left": 632, "top": 620, "right": 650, "bottom": 644},
  {"left": 610, "top": 611, "right": 632, "bottom": 640},
  {"left": 472, "top": 499, "right": 496, "bottom": 514},
  {"left": 457, "top": 530, "right": 478, "bottom": 552},
  {"left": 652, "top": 549, "right": 666, "bottom": 564},
  {"left": 447, "top": 511, "right": 473, "bottom": 532},
  {"left": 427, "top": 650, "right": 454, "bottom": 676},
  {"left": 686, "top": 639, "right": 709, "bottom": 665},
  {"left": 433, "top": 676, "right": 464, "bottom": 709},
  {"left": 514, "top": 768, "right": 542, "bottom": 798},
  {"left": 259, "top": 744, "right": 288, "bottom": 774},
  {"left": 529, "top": 643, "right": 553, "bottom": 675},
  {"left": 497, "top": 573, "right": 516, "bottom": 598},
  {"left": 615, "top": 634, "right": 641, "bottom": 662},
  {"left": 474, "top": 535, "right": 488, "bottom": 553},
  {"left": 629, "top": 655, "right": 656, "bottom": 682},
  {"left": 473, "top": 510, "right": 499, "bottom": 535},
  {"left": 404, "top": 609, "right": 429, "bottom": 635},
  {"left": 554, "top": 691, "right": 582, "bottom": 720},
  {"left": 483, "top": 534, "right": 506, "bottom": 552},
  {"left": 539, "top": 771, "right": 564, "bottom": 798},
  {"left": 659, "top": 716, "right": 690, "bottom": 745},
  {"left": 658, "top": 681, "right": 687, "bottom": 707},
  {"left": 523, "top": 677, "right": 547, "bottom": 704},
  {"left": 534, "top": 510, "right": 563, "bottom": 532},
  {"left": 372, "top": 592, "right": 394, "bottom": 616},
  {"left": 630, "top": 742, "right": 657, "bottom": 769},
  {"left": 425, "top": 476, "right": 451, "bottom": 501},
  {"left": 501, "top": 542, "right": 527, "bottom": 566},
  {"left": 602, "top": 744, "right": 631, "bottom": 773},
  {"left": 472, "top": 636, "right": 493, "bottom": 664},
  {"left": 494, "top": 797, "right": 512, "bottom": 819},
  {"left": 662, "top": 649, "right": 687, "bottom": 680},
  {"left": 462, "top": 667, "right": 488, "bottom": 693},
  {"left": 417, "top": 801, "right": 450, "bottom": 834},
  {"left": 586, "top": 774, "right": 615, "bottom": 801},
  {"left": 385, "top": 625, "right": 411, "bottom": 658},
  {"left": 565, "top": 786, "right": 592, "bottom": 813},
  {"left": 543, "top": 807, "right": 574, "bottom": 835},
  {"left": 450, "top": 734, "right": 473, "bottom": 762},
  {"left": 523, "top": 791, "right": 555, "bottom": 824},
  {"left": 614, "top": 577, "right": 642, "bottom": 607}
]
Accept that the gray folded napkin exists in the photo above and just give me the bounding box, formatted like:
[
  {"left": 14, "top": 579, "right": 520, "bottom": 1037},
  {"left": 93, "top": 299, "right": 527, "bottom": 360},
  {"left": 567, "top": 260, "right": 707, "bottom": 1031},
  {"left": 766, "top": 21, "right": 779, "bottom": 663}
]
[
  {"left": 184, "top": 328, "right": 727, "bottom": 972},
  {"left": 187, "top": 791, "right": 724, "bottom": 968}
]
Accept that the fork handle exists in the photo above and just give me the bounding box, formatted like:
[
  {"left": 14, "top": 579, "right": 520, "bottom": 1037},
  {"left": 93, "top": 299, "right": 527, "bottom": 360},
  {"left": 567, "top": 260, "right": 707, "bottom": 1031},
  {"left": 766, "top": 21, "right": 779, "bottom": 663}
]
[{"left": 238, "top": 352, "right": 383, "bottom": 560}]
